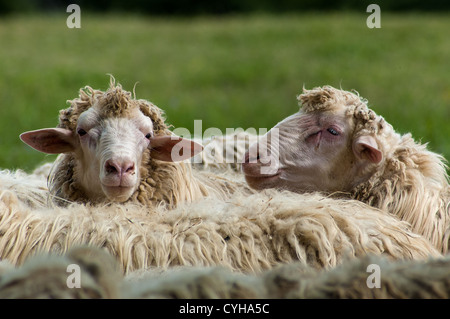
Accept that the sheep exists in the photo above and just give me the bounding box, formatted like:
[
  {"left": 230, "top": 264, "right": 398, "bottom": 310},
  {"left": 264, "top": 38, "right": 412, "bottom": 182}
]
[
  {"left": 0, "top": 185, "right": 440, "bottom": 274},
  {"left": 242, "top": 86, "right": 450, "bottom": 253},
  {"left": 19, "top": 77, "right": 253, "bottom": 208},
  {"left": 0, "top": 168, "right": 49, "bottom": 209},
  {"left": 193, "top": 130, "right": 259, "bottom": 173},
  {"left": 0, "top": 246, "right": 121, "bottom": 298},
  {"left": 1, "top": 245, "right": 449, "bottom": 299},
  {"left": 124, "top": 254, "right": 450, "bottom": 299}
]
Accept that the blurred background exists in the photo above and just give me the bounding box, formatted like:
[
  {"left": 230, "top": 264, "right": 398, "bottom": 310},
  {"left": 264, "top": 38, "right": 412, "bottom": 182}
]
[{"left": 0, "top": 0, "right": 449, "bottom": 171}]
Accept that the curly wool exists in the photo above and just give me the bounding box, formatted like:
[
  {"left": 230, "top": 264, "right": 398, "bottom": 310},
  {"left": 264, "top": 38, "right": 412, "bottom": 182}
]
[
  {"left": 0, "top": 169, "right": 49, "bottom": 209},
  {"left": 1, "top": 245, "right": 448, "bottom": 299},
  {"left": 0, "top": 246, "right": 122, "bottom": 298},
  {"left": 124, "top": 253, "right": 450, "bottom": 299},
  {"left": 299, "top": 86, "right": 450, "bottom": 253},
  {"left": 193, "top": 131, "right": 259, "bottom": 173},
  {"left": 0, "top": 187, "right": 440, "bottom": 274}
]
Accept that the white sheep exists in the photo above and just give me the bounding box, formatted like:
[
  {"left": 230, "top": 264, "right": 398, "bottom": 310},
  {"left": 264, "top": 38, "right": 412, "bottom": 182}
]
[
  {"left": 0, "top": 246, "right": 121, "bottom": 298},
  {"left": 19, "top": 78, "right": 253, "bottom": 208},
  {"left": 1, "top": 245, "right": 449, "bottom": 299},
  {"left": 0, "top": 186, "right": 439, "bottom": 273},
  {"left": 193, "top": 130, "right": 259, "bottom": 173},
  {"left": 124, "top": 253, "right": 450, "bottom": 299},
  {"left": 1, "top": 81, "right": 446, "bottom": 298},
  {"left": 0, "top": 168, "right": 49, "bottom": 209},
  {"left": 242, "top": 85, "right": 450, "bottom": 253}
]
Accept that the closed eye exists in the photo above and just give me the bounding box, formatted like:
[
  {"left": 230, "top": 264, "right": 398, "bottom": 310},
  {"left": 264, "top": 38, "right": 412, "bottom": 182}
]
[{"left": 327, "top": 128, "right": 339, "bottom": 136}]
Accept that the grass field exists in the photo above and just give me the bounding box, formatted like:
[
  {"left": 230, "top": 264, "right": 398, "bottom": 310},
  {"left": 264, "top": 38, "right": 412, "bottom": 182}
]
[{"left": 0, "top": 13, "right": 449, "bottom": 171}]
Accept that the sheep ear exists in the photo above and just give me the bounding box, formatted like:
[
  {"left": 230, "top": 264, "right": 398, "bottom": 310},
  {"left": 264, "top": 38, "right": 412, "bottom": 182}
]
[
  {"left": 352, "top": 135, "right": 382, "bottom": 164},
  {"left": 150, "top": 136, "right": 203, "bottom": 162},
  {"left": 20, "top": 128, "right": 77, "bottom": 154}
]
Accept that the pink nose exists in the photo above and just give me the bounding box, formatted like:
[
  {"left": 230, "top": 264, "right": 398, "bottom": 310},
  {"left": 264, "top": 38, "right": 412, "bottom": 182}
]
[{"left": 104, "top": 159, "right": 135, "bottom": 177}]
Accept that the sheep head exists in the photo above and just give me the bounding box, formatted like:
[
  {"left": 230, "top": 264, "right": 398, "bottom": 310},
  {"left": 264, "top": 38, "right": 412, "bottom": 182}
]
[
  {"left": 243, "top": 86, "right": 396, "bottom": 193},
  {"left": 20, "top": 80, "right": 202, "bottom": 203}
]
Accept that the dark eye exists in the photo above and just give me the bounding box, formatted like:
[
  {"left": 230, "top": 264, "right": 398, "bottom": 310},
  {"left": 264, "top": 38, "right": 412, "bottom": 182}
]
[
  {"left": 145, "top": 133, "right": 152, "bottom": 139},
  {"left": 327, "top": 128, "right": 339, "bottom": 136},
  {"left": 77, "top": 128, "right": 87, "bottom": 136}
]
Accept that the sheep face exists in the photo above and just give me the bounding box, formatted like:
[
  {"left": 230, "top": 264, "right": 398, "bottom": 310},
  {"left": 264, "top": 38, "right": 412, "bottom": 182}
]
[
  {"left": 73, "top": 106, "right": 151, "bottom": 202},
  {"left": 20, "top": 104, "right": 202, "bottom": 203},
  {"left": 243, "top": 86, "right": 384, "bottom": 193}
]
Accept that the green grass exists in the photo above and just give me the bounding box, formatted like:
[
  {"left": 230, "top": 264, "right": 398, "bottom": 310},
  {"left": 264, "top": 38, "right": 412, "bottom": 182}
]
[{"left": 1, "top": 13, "right": 449, "bottom": 171}]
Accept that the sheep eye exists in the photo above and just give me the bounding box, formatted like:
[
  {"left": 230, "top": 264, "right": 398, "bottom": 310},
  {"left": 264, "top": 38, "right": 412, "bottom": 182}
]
[
  {"left": 145, "top": 133, "right": 152, "bottom": 139},
  {"left": 77, "top": 129, "right": 87, "bottom": 136},
  {"left": 327, "top": 128, "right": 339, "bottom": 136}
]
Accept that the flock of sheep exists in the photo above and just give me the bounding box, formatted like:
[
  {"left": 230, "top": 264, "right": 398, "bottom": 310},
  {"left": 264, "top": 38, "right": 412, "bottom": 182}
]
[{"left": 0, "top": 78, "right": 449, "bottom": 298}]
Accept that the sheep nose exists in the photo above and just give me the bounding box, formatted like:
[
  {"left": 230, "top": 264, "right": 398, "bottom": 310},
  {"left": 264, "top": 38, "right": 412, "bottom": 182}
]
[{"left": 105, "top": 159, "right": 135, "bottom": 177}]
